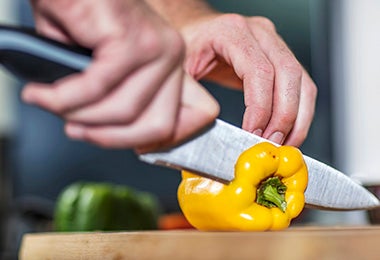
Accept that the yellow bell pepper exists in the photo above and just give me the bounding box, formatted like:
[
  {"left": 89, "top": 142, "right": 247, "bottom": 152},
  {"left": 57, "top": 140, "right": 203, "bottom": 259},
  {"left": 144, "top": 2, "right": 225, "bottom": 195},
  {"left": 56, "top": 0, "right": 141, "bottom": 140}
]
[{"left": 177, "top": 142, "right": 308, "bottom": 231}]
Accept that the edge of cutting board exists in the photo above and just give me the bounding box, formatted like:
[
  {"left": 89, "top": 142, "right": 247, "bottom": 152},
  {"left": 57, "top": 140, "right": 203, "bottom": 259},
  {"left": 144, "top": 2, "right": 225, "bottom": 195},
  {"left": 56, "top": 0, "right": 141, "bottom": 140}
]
[{"left": 19, "top": 225, "right": 380, "bottom": 260}]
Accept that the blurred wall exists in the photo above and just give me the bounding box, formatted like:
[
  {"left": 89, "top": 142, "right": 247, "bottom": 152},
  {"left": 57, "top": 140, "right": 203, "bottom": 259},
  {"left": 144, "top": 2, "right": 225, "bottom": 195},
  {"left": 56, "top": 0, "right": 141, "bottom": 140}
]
[
  {"left": 328, "top": 0, "right": 380, "bottom": 225},
  {"left": 331, "top": 0, "right": 380, "bottom": 182},
  {"left": 0, "top": 1, "right": 17, "bottom": 136}
]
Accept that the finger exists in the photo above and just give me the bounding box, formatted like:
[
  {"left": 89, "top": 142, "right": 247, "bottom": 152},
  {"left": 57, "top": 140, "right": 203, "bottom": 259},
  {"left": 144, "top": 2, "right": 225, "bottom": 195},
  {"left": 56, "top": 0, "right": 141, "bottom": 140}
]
[
  {"left": 284, "top": 70, "right": 318, "bottom": 147},
  {"left": 214, "top": 30, "right": 275, "bottom": 136},
  {"left": 63, "top": 53, "right": 180, "bottom": 125},
  {"left": 65, "top": 74, "right": 219, "bottom": 150},
  {"left": 21, "top": 39, "right": 157, "bottom": 114},
  {"left": 32, "top": 12, "right": 72, "bottom": 43},
  {"left": 251, "top": 22, "right": 303, "bottom": 144},
  {"left": 64, "top": 66, "right": 184, "bottom": 148}
]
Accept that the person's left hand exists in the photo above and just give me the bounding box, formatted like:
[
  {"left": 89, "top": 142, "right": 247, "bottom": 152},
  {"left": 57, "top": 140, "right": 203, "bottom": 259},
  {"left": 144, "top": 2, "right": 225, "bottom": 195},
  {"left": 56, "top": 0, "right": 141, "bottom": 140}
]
[{"left": 179, "top": 13, "right": 318, "bottom": 147}]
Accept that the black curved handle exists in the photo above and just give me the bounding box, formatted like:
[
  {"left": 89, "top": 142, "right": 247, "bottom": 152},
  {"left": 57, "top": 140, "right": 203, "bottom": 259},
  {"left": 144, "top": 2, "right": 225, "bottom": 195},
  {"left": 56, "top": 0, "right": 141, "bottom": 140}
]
[{"left": 0, "top": 25, "right": 92, "bottom": 83}]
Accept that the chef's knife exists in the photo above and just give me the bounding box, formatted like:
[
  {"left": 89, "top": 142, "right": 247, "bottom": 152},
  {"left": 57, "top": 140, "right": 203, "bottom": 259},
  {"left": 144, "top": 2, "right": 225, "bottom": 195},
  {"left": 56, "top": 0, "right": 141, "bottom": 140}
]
[{"left": 1, "top": 25, "right": 378, "bottom": 210}]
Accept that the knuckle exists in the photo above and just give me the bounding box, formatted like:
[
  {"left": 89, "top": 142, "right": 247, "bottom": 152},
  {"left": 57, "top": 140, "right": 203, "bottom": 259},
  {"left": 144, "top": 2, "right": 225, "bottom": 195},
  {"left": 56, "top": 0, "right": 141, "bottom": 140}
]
[
  {"left": 49, "top": 102, "right": 65, "bottom": 114},
  {"left": 85, "top": 80, "right": 104, "bottom": 96},
  {"left": 112, "top": 106, "right": 140, "bottom": 124},
  {"left": 149, "top": 118, "right": 175, "bottom": 141},
  {"left": 50, "top": 88, "right": 70, "bottom": 113},
  {"left": 82, "top": 74, "right": 110, "bottom": 98},
  {"left": 253, "top": 106, "right": 271, "bottom": 122},
  {"left": 155, "top": 29, "right": 185, "bottom": 65},
  {"left": 282, "top": 61, "right": 303, "bottom": 79},
  {"left": 218, "top": 14, "right": 250, "bottom": 31},
  {"left": 253, "top": 16, "right": 276, "bottom": 31},
  {"left": 166, "top": 30, "right": 185, "bottom": 60},
  {"left": 277, "top": 111, "right": 297, "bottom": 127},
  {"left": 307, "top": 79, "right": 318, "bottom": 98},
  {"left": 246, "top": 105, "right": 271, "bottom": 125},
  {"left": 139, "top": 27, "right": 185, "bottom": 63},
  {"left": 254, "top": 61, "right": 275, "bottom": 82},
  {"left": 138, "top": 28, "right": 164, "bottom": 55},
  {"left": 94, "top": 99, "right": 143, "bottom": 125},
  {"left": 300, "top": 69, "right": 318, "bottom": 97}
]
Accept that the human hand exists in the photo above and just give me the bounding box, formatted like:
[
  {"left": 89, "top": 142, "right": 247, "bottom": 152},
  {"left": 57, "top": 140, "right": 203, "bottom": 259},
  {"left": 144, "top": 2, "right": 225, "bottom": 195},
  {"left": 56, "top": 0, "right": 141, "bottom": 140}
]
[
  {"left": 179, "top": 13, "right": 317, "bottom": 147},
  {"left": 65, "top": 74, "right": 219, "bottom": 152},
  {"left": 22, "top": 0, "right": 219, "bottom": 150}
]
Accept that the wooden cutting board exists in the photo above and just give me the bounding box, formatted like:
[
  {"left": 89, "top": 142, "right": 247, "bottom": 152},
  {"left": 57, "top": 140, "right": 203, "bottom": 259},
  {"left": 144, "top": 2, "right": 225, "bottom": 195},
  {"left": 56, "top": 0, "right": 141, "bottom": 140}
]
[{"left": 19, "top": 226, "right": 380, "bottom": 260}]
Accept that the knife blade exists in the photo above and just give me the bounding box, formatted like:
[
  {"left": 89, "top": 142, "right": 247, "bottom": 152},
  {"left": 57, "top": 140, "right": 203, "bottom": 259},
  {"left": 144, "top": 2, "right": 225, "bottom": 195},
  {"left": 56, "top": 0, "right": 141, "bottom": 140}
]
[
  {"left": 1, "top": 25, "right": 378, "bottom": 210},
  {"left": 140, "top": 119, "right": 380, "bottom": 210}
]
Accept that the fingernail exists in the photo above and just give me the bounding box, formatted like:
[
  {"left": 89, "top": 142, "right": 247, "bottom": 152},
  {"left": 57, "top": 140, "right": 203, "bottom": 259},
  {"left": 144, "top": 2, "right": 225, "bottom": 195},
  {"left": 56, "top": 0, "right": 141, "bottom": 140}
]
[
  {"left": 65, "top": 124, "right": 85, "bottom": 139},
  {"left": 268, "top": 131, "right": 284, "bottom": 144},
  {"left": 253, "top": 129, "right": 263, "bottom": 137}
]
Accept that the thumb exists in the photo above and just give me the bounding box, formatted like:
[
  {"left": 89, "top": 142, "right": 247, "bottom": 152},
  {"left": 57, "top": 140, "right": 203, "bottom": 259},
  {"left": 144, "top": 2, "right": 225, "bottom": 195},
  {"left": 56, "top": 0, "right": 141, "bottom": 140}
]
[
  {"left": 137, "top": 75, "right": 219, "bottom": 153},
  {"left": 181, "top": 74, "right": 220, "bottom": 116},
  {"left": 172, "top": 74, "right": 220, "bottom": 143}
]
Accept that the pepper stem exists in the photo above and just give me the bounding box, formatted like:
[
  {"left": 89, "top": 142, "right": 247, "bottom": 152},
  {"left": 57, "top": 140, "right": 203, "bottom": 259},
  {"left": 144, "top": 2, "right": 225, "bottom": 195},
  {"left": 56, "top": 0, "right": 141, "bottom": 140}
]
[{"left": 256, "top": 176, "right": 287, "bottom": 212}]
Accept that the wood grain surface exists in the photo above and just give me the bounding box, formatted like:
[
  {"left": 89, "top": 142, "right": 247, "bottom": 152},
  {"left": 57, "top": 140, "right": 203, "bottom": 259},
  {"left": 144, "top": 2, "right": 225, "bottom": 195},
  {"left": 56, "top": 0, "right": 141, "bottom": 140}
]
[{"left": 19, "top": 226, "right": 380, "bottom": 260}]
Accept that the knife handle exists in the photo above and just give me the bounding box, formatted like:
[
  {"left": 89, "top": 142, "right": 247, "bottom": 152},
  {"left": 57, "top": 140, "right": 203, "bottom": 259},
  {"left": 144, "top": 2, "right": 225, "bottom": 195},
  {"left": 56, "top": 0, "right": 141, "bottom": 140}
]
[{"left": 0, "top": 25, "right": 91, "bottom": 83}]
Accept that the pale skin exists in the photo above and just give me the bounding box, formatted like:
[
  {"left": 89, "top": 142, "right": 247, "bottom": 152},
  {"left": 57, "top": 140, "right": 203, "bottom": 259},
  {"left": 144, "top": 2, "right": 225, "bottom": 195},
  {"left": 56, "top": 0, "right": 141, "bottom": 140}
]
[
  {"left": 147, "top": 0, "right": 318, "bottom": 147},
  {"left": 22, "top": 0, "right": 220, "bottom": 150},
  {"left": 23, "top": 0, "right": 317, "bottom": 150}
]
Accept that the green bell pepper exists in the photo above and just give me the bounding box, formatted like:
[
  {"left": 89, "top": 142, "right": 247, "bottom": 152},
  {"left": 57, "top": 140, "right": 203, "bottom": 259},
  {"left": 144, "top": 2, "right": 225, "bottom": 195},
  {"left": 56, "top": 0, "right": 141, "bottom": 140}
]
[{"left": 54, "top": 182, "right": 161, "bottom": 232}]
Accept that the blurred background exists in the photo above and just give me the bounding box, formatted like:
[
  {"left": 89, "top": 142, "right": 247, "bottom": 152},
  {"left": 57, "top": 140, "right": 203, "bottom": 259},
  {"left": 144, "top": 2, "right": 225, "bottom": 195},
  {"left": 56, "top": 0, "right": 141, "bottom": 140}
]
[{"left": 0, "top": 0, "right": 379, "bottom": 258}]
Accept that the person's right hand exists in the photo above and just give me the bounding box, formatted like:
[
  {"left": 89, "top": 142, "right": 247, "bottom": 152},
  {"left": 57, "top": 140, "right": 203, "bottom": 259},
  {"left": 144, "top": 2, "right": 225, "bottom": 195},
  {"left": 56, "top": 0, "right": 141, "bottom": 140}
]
[{"left": 22, "top": 0, "right": 219, "bottom": 150}]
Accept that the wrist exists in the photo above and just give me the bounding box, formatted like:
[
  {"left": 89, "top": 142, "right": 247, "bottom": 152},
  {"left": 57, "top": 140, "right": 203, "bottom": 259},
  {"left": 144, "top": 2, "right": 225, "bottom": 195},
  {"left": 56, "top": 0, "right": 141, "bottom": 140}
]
[{"left": 146, "top": 0, "right": 219, "bottom": 30}]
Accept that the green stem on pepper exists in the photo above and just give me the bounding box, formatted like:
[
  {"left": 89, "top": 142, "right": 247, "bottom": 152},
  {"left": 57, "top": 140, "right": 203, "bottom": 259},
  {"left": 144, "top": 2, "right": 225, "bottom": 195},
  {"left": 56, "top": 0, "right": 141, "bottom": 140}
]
[{"left": 256, "top": 176, "right": 287, "bottom": 212}]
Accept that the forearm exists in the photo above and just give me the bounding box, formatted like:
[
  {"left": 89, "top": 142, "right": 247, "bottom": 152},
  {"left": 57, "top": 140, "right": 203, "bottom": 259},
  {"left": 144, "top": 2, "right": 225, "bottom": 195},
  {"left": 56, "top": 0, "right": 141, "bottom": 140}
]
[{"left": 145, "top": 0, "right": 217, "bottom": 29}]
